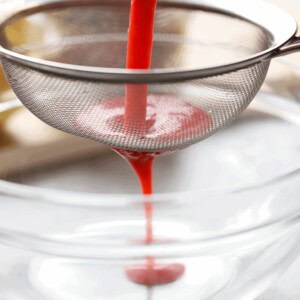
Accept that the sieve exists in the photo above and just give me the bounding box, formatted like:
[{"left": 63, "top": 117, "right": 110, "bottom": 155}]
[{"left": 0, "top": 0, "right": 299, "bottom": 152}]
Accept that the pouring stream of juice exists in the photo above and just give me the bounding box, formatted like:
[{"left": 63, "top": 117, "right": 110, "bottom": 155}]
[
  {"left": 114, "top": 0, "right": 185, "bottom": 287},
  {"left": 125, "top": 0, "right": 156, "bottom": 248}
]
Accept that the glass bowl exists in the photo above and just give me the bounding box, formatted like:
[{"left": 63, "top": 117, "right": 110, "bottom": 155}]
[{"left": 0, "top": 63, "right": 299, "bottom": 299}]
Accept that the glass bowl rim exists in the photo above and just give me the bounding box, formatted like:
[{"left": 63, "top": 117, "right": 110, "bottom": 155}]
[{"left": 0, "top": 162, "right": 299, "bottom": 252}]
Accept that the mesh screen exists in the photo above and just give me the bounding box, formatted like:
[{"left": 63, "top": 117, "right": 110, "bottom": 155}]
[{"left": 0, "top": 1, "right": 273, "bottom": 151}]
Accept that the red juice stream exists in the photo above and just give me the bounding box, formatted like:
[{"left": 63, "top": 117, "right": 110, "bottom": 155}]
[
  {"left": 125, "top": 0, "right": 156, "bottom": 258},
  {"left": 115, "top": 0, "right": 185, "bottom": 287},
  {"left": 125, "top": 0, "right": 157, "bottom": 134},
  {"left": 114, "top": 149, "right": 185, "bottom": 286}
]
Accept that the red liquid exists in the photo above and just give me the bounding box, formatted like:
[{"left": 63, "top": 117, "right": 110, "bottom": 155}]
[
  {"left": 126, "top": 262, "right": 186, "bottom": 286},
  {"left": 74, "top": 0, "right": 211, "bottom": 287},
  {"left": 114, "top": 149, "right": 186, "bottom": 286},
  {"left": 121, "top": 0, "right": 186, "bottom": 286},
  {"left": 75, "top": 96, "right": 211, "bottom": 148},
  {"left": 125, "top": 0, "right": 157, "bottom": 135}
]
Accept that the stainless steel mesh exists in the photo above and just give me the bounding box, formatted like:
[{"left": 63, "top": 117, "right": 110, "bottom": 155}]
[{"left": 0, "top": 1, "right": 272, "bottom": 151}]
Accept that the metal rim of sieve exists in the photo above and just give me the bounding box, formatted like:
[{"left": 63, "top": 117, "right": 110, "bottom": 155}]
[{"left": 0, "top": 0, "right": 299, "bottom": 83}]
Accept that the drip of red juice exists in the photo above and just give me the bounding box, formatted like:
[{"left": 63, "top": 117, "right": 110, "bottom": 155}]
[{"left": 114, "top": 149, "right": 185, "bottom": 286}]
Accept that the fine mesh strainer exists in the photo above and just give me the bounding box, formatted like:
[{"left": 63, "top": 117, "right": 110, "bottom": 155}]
[{"left": 0, "top": 0, "right": 299, "bottom": 152}]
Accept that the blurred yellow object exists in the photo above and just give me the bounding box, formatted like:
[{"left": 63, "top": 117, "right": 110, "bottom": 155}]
[
  {"left": 0, "top": 100, "right": 21, "bottom": 147},
  {"left": 0, "top": 19, "right": 32, "bottom": 99},
  {"left": 0, "top": 64, "right": 10, "bottom": 96},
  {"left": 0, "top": 106, "right": 18, "bottom": 124},
  {"left": 4, "top": 18, "right": 41, "bottom": 48},
  {"left": 1, "top": 17, "right": 42, "bottom": 99},
  {"left": 0, "top": 98, "right": 20, "bottom": 120}
]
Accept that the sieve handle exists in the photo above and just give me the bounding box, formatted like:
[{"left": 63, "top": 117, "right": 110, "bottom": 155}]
[{"left": 272, "top": 36, "right": 300, "bottom": 58}]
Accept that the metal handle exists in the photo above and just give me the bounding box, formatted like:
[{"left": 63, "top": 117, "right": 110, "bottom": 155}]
[{"left": 273, "top": 36, "right": 300, "bottom": 58}]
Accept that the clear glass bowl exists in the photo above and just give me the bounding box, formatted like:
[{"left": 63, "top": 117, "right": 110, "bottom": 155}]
[{"left": 0, "top": 60, "right": 299, "bottom": 299}]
